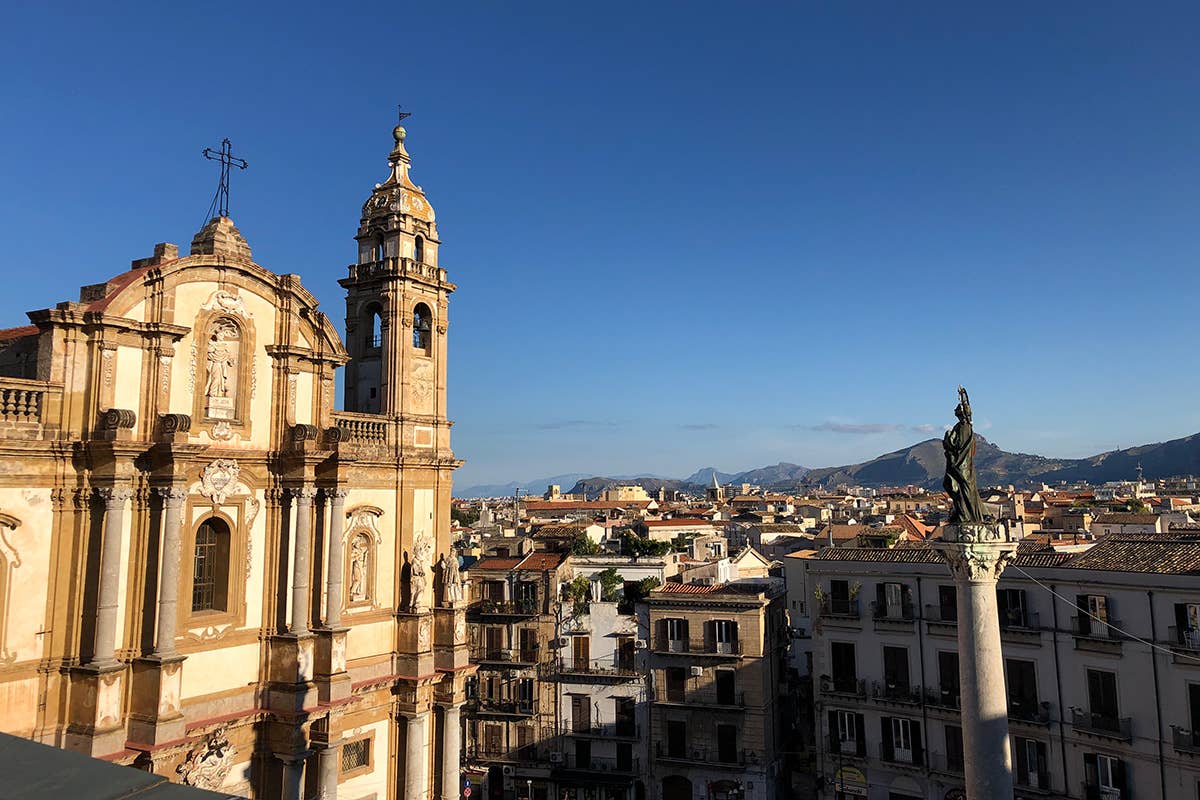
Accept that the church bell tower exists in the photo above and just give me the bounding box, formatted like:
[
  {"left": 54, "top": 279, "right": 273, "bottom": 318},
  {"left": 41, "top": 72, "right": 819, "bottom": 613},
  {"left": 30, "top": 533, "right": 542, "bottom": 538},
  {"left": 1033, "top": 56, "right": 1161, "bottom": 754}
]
[{"left": 341, "top": 122, "right": 454, "bottom": 429}]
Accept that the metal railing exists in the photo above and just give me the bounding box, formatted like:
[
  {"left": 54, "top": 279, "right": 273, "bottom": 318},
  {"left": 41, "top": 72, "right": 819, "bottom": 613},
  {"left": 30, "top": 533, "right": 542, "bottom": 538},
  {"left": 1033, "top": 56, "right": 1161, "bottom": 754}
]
[
  {"left": 1001, "top": 610, "right": 1042, "bottom": 631},
  {"left": 1010, "top": 700, "right": 1052, "bottom": 724},
  {"left": 927, "top": 751, "right": 964, "bottom": 774},
  {"left": 463, "top": 745, "right": 540, "bottom": 764},
  {"left": 469, "top": 646, "right": 539, "bottom": 664},
  {"left": 825, "top": 676, "right": 867, "bottom": 697},
  {"left": 555, "top": 753, "right": 640, "bottom": 773},
  {"left": 819, "top": 598, "right": 861, "bottom": 619},
  {"left": 923, "top": 604, "right": 958, "bottom": 624},
  {"left": 1071, "top": 615, "right": 1122, "bottom": 641},
  {"left": 465, "top": 697, "right": 538, "bottom": 716},
  {"left": 473, "top": 598, "right": 540, "bottom": 616},
  {"left": 871, "top": 601, "right": 915, "bottom": 622},
  {"left": 653, "top": 637, "right": 742, "bottom": 655},
  {"left": 926, "top": 685, "right": 960, "bottom": 709},
  {"left": 827, "top": 734, "right": 866, "bottom": 759},
  {"left": 561, "top": 722, "right": 639, "bottom": 739},
  {"left": 1070, "top": 709, "right": 1131, "bottom": 740},
  {"left": 1169, "top": 626, "right": 1200, "bottom": 651},
  {"left": 654, "top": 687, "right": 746, "bottom": 707},
  {"left": 871, "top": 681, "right": 922, "bottom": 704},
  {"left": 544, "top": 657, "right": 639, "bottom": 679},
  {"left": 1172, "top": 726, "right": 1200, "bottom": 753},
  {"left": 654, "top": 742, "right": 748, "bottom": 766}
]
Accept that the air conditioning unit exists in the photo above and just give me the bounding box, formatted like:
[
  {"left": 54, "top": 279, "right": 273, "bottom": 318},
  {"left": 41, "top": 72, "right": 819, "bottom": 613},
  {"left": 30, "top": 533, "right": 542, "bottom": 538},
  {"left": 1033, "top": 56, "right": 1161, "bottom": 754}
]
[
  {"left": 502, "top": 765, "right": 516, "bottom": 777},
  {"left": 691, "top": 749, "right": 703, "bottom": 760},
  {"left": 556, "top": 637, "right": 569, "bottom": 648},
  {"left": 690, "top": 665, "right": 704, "bottom": 677},
  {"left": 549, "top": 751, "right": 564, "bottom": 763},
  {"left": 634, "top": 639, "right": 647, "bottom": 649},
  {"left": 501, "top": 649, "right": 515, "bottom": 661}
]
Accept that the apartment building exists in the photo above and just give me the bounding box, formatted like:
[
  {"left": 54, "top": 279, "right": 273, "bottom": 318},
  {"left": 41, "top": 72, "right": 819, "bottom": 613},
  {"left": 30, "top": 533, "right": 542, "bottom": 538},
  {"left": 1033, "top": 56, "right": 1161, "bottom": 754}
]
[
  {"left": 647, "top": 579, "right": 790, "bottom": 800},
  {"left": 463, "top": 549, "right": 571, "bottom": 800},
  {"left": 803, "top": 534, "right": 1200, "bottom": 800}
]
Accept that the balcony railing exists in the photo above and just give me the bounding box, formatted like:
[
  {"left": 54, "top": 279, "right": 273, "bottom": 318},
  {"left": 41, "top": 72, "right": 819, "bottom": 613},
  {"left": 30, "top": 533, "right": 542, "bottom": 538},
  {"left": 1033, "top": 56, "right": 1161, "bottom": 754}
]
[
  {"left": 555, "top": 753, "right": 640, "bottom": 774},
  {"left": 819, "top": 598, "right": 861, "bottom": 620},
  {"left": 469, "top": 647, "right": 539, "bottom": 665},
  {"left": 465, "top": 698, "right": 538, "bottom": 717},
  {"left": 654, "top": 687, "right": 746, "bottom": 708},
  {"left": 1015, "top": 769, "right": 1053, "bottom": 793},
  {"left": 1001, "top": 610, "right": 1042, "bottom": 631},
  {"left": 653, "top": 637, "right": 742, "bottom": 655},
  {"left": 562, "top": 722, "right": 639, "bottom": 739},
  {"left": 472, "top": 597, "right": 540, "bottom": 616},
  {"left": 1071, "top": 709, "right": 1131, "bottom": 740},
  {"left": 1081, "top": 782, "right": 1125, "bottom": 800},
  {"left": 827, "top": 734, "right": 866, "bottom": 759},
  {"left": 927, "top": 751, "right": 964, "bottom": 775},
  {"left": 0, "top": 378, "right": 61, "bottom": 440},
  {"left": 824, "top": 676, "right": 867, "bottom": 698},
  {"left": 1169, "top": 626, "right": 1200, "bottom": 651},
  {"left": 871, "top": 681, "right": 922, "bottom": 705},
  {"left": 926, "top": 685, "right": 960, "bottom": 709},
  {"left": 331, "top": 411, "right": 391, "bottom": 445},
  {"left": 871, "top": 601, "right": 915, "bottom": 623},
  {"left": 654, "top": 742, "right": 750, "bottom": 767},
  {"left": 543, "top": 657, "right": 639, "bottom": 681},
  {"left": 923, "top": 604, "right": 958, "bottom": 625},
  {"left": 464, "top": 745, "right": 540, "bottom": 764},
  {"left": 1010, "top": 700, "right": 1052, "bottom": 725},
  {"left": 879, "top": 746, "right": 923, "bottom": 767},
  {"left": 1172, "top": 726, "right": 1200, "bottom": 753},
  {"left": 1071, "top": 615, "right": 1123, "bottom": 641}
]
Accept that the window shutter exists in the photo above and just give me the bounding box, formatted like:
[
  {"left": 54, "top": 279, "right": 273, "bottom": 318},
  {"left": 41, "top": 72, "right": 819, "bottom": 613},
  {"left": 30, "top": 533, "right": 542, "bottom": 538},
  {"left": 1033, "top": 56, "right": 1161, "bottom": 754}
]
[
  {"left": 827, "top": 710, "right": 838, "bottom": 752},
  {"left": 880, "top": 717, "right": 894, "bottom": 761},
  {"left": 1113, "top": 758, "right": 1127, "bottom": 794},
  {"left": 876, "top": 584, "right": 887, "bottom": 614},
  {"left": 1014, "top": 737, "right": 1029, "bottom": 781},
  {"left": 1176, "top": 603, "right": 1190, "bottom": 642},
  {"left": 1076, "top": 594, "right": 1091, "bottom": 635},
  {"left": 854, "top": 714, "right": 866, "bottom": 756},
  {"left": 730, "top": 621, "right": 739, "bottom": 652},
  {"left": 657, "top": 619, "right": 667, "bottom": 646},
  {"left": 1083, "top": 752, "right": 1098, "bottom": 787},
  {"left": 704, "top": 620, "right": 713, "bottom": 651},
  {"left": 997, "top": 588, "right": 1010, "bottom": 622},
  {"left": 681, "top": 619, "right": 689, "bottom": 645},
  {"left": 911, "top": 720, "right": 923, "bottom": 766}
]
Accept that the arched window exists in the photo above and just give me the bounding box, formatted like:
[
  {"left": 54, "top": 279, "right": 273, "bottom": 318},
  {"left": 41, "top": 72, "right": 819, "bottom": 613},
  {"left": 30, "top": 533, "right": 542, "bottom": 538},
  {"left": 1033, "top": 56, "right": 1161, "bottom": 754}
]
[
  {"left": 414, "top": 235, "right": 425, "bottom": 264},
  {"left": 193, "top": 517, "right": 231, "bottom": 613},
  {"left": 412, "top": 303, "right": 432, "bottom": 353},
  {"left": 373, "top": 234, "right": 385, "bottom": 262},
  {"left": 364, "top": 304, "right": 383, "bottom": 350}
]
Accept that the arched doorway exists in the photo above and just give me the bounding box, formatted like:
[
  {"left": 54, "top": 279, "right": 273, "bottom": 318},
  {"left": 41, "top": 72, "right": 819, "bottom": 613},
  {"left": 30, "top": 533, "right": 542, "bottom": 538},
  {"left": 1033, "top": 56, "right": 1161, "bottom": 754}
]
[{"left": 662, "top": 775, "right": 691, "bottom": 800}]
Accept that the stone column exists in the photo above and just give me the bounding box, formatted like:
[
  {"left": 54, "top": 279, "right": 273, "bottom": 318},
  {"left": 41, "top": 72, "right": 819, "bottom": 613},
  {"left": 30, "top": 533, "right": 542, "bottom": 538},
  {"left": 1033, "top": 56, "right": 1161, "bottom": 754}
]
[
  {"left": 278, "top": 753, "right": 306, "bottom": 800},
  {"left": 154, "top": 487, "right": 187, "bottom": 655},
  {"left": 439, "top": 703, "right": 462, "bottom": 800},
  {"left": 404, "top": 711, "right": 430, "bottom": 800},
  {"left": 93, "top": 486, "right": 133, "bottom": 666},
  {"left": 291, "top": 487, "right": 316, "bottom": 635},
  {"left": 933, "top": 523, "right": 1018, "bottom": 800},
  {"left": 325, "top": 489, "right": 348, "bottom": 627},
  {"left": 318, "top": 740, "right": 340, "bottom": 799}
]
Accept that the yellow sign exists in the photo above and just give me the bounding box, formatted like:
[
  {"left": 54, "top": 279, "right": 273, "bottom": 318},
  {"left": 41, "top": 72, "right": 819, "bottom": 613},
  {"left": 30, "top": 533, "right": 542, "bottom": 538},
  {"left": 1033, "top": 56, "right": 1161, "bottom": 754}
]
[{"left": 835, "top": 767, "right": 867, "bottom": 796}]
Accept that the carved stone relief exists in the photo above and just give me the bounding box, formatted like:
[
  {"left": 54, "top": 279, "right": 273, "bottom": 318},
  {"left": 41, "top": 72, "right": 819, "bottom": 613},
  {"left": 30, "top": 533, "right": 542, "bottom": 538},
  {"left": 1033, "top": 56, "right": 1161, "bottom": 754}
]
[{"left": 177, "top": 725, "right": 236, "bottom": 790}]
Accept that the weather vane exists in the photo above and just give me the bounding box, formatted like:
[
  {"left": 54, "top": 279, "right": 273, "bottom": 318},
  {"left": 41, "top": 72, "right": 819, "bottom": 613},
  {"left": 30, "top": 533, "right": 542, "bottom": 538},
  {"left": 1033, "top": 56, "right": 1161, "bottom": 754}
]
[
  {"left": 397, "top": 105, "right": 412, "bottom": 123},
  {"left": 202, "top": 138, "right": 248, "bottom": 221}
]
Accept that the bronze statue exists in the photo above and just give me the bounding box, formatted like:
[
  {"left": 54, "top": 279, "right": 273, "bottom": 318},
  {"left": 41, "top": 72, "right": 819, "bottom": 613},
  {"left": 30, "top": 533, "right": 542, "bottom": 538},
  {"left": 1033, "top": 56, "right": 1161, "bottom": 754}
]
[{"left": 943, "top": 386, "right": 985, "bottom": 524}]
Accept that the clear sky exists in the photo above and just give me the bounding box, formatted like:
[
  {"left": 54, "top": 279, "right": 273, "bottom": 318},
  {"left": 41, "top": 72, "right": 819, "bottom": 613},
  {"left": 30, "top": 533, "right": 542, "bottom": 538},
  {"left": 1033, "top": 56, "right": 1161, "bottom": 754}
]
[{"left": 2, "top": 2, "right": 1199, "bottom": 488}]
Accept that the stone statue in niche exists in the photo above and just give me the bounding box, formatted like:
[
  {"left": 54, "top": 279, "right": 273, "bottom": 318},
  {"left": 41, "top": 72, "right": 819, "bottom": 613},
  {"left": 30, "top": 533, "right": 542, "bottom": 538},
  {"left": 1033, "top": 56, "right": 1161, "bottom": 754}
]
[
  {"left": 349, "top": 532, "right": 371, "bottom": 603},
  {"left": 439, "top": 552, "right": 463, "bottom": 607},
  {"left": 408, "top": 532, "right": 432, "bottom": 612},
  {"left": 204, "top": 319, "right": 239, "bottom": 420}
]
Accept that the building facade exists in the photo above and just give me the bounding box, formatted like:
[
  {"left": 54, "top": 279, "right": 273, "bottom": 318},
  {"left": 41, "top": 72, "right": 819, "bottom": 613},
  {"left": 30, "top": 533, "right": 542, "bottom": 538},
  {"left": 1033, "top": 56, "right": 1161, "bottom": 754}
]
[
  {"left": 0, "top": 122, "right": 470, "bottom": 799},
  {"left": 804, "top": 536, "right": 1200, "bottom": 800}
]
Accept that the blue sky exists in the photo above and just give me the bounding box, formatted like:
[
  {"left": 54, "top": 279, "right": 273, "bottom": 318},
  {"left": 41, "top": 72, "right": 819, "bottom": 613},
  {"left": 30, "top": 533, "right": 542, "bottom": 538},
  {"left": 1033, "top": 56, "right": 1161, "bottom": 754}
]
[{"left": 2, "top": 2, "right": 1199, "bottom": 487}]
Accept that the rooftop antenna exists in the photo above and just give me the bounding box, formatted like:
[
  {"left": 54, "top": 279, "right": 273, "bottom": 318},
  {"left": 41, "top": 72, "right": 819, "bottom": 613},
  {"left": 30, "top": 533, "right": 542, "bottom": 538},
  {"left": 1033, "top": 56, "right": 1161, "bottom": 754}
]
[{"left": 202, "top": 138, "right": 248, "bottom": 222}]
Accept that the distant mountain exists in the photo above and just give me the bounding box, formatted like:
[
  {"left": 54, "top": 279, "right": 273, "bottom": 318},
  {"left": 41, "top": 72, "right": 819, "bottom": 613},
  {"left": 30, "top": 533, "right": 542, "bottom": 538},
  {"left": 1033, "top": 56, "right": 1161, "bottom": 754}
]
[
  {"left": 566, "top": 476, "right": 695, "bottom": 500},
  {"left": 734, "top": 462, "right": 811, "bottom": 487},
  {"left": 456, "top": 473, "right": 590, "bottom": 499},
  {"left": 800, "top": 433, "right": 1200, "bottom": 489},
  {"left": 683, "top": 467, "right": 738, "bottom": 485}
]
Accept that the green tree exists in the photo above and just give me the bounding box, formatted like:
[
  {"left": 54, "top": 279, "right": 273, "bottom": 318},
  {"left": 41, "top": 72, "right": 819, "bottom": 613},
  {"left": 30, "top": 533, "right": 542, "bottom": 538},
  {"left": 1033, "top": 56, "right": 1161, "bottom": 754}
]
[
  {"left": 570, "top": 530, "right": 599, "bottom": 556},
  {"left": 450, "top": 506, "right": 479, "bottom": 526},
  {"left": 564, "top": 575, "right": 592, "bottom": 618},
  {"left": 595, "top": 568, "right": 624, "bottom": 602},
  {"left": 621, "top": 531, "right": 671, "bottom": 558}
]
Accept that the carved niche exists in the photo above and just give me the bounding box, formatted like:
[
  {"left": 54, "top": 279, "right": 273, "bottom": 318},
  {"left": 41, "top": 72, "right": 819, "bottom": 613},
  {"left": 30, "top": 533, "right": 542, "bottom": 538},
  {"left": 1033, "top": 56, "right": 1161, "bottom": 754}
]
[
  {"left": 345, "top": 506, "right": 383, "bottom": 610},
  {"left": 191, "top": 290, "right": 257, "bottom": 442}
]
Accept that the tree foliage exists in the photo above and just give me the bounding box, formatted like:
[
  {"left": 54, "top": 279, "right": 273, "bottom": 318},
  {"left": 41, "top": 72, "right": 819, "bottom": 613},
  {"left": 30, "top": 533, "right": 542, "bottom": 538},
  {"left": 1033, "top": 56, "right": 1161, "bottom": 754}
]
[
  {"left": 570, "top": 530, "right": 600, "bottom": 555},
  {"left": 621, "top": 531, "right": 672, "bottom": 558}
]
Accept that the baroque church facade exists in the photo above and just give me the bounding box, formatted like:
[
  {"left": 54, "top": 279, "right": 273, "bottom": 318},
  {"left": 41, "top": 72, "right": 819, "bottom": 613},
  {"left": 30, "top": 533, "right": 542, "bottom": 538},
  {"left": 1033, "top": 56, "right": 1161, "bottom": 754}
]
[{"left": 0, "top": 122, "right": 470, "bottom": 799}]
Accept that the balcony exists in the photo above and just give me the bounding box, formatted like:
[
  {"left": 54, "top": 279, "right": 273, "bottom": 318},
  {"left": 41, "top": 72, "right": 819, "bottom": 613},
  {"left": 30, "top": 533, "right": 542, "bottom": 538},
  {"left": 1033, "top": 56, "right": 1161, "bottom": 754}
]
[
  {"left": 652, "top": 637, "right": 742, "bottom": 658},
  {"left": 879, "top": 745, "right": 923, "bottom": 769},
  {"left": 1000, "top": 610, "right": 1043, "bottom": 642},
  {"left": 818, "top": 599, "right": 861, "bottom": 627},
  {"left": 925, "top": 685, "right": 960, "bottom": 710},
  {"left": 464, "top": 745, "right": 541, "bottom": 765},
  {"left": 923, "top": 604, "right": 957, "bottom": 637},
  {"left": 541, "top": 657, "right": 640, "bottom": 682},
  {"left": 470, "top": 598, "right": 540, "bottom": 618},
  {"left": 553, "top": 753, "right": 640, "bottom": 775},
  {"left": 1080, "top": 782, "right": 1125, "bottom": 800},
  {"left": 654, "top": 687, "right": 746, "bottom": 709},
  {"left": 1014, "top": 770, "right": 1054, "bottom": 795},
  {"left": 827, "top": 734, "right": 866, "bottom": 760},
  {"left": 1071, "top": 616, "right": 1123, "bottom": 653},
  {"left": 870, "top": 681, "right": 922, "bottom": 706},
  {"left": 465, "top": 698, "right": 538, "bottom": 718},
  {"left": 1168, "top": 626, "right": 1200, "bottom": 665},
  {"left": 1172, "top": 726, "right": 1200, "bottom": 754},
  {"left": 469, "top": 647, "right": 539, "bottom": 668},
  {"left": 871, "top": 601, "right": 915, "bottom": 630},
  {"left": 654, "top": 742, "right": 752, "bottom": 768},
  {"left": 1010, "top": 700, "right": 1052, "bottom": 726},
  {"left": 1071, "top": 708, "right": 1131, "bottom": 741},
  {"left": 563, "top": 722, "right": 639, "bottom": 740},
  {"left": 927, "top": 751, "right": 964, "bottom": 776},
  {"left": 331, "top": 411, "right": 393, "bottom": 448},
  {"left": 0, "top": 378, "right": 62, "bottom": 441},
  {"left": 823, "top": 676, "right": 867, "bottom": 699}
]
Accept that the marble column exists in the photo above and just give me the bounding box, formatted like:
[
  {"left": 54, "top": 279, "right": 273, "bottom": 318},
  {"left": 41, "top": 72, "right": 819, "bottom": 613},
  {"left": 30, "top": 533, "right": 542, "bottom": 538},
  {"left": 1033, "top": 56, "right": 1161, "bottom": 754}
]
[
  {"left": 318, "top": 740, "right": 340, "bottom": 800},
  {"left": 324, "top": 489, "right": 348, "bottom": 627},
  {"left": 278, "top": 753, "right": 306, "bottom": 800},
  {"left": 404, "top": 711, "right": 430, "bottom": 800},
  {"left": 154, "top": 487, "right": 187, "bottom": 655},
  {"left": 93, "top": 486, "right": 133, "bottom": 666},
  {"left": 291, "top": 487, "right": 316, "bottom": 635},
  {"left": 439, "top": 703, "right": 463, "bottom": 800},
  {"left": 933, "top": 523, "right": 1018, "bottom": 800}
]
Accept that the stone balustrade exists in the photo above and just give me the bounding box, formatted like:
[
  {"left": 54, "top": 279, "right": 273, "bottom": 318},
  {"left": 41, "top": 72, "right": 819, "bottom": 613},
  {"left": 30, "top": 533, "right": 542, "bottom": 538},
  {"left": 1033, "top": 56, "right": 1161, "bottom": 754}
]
[
  {"left": 332, "top": 411, "right": 392, "bottom": 445},
  {"left": 0, "top": 378, "right": 61, "bottom": 439}
]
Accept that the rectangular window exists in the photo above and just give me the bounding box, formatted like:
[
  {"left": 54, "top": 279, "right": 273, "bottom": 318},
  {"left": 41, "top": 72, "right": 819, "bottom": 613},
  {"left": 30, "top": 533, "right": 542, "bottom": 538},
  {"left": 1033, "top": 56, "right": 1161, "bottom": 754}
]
[
  {"left": 518, "top": 627, "right": 537, "bottom": 662},
  {"left": 665, "top": 618, "right": 688, "bottom": 652},
  {"left": 876, "top": 582, "right": 912, "bottom": 619},
  {"left": 937, "top": 584, "right": 957, "bottom": 622},
  {"left": 616, "top": 636, "right": 635, "bottom": 671},
  {"left": 830, "top": 641, "right": 857, "bottom": 694},
  {"left": 829, "top": 579, "right": 852, "bottom": 615},
  {"left": 515, "top": 580, "right": 537, "bottom": 610},
  {"left": 835, "top": 710, "right": 858, "bottom": 755},
  {"left": 614, "top": 696, "right": 636, "bottom": 736},
  {"left": 1014, "top": 737, "right": 1047, "bottom": 789},
  {"left": 1085, "top": 752, "right": 1125, "bottom": 796},
  {"left": 1190, "top": 684, "right": 1200, "bottom": 748},
  {"left": 192, "top": 528, "right": 217, "bottom": 611},
  {"left": 570, "top": 694, "right": 591, "bottom": 732},
  {"left": 938, "top": 651, "right": 960, "bottom": 708},
  {"left": 484, "top": 626, "right": 503, "bottom": 659},
  {"left": 946, "top": 725, "right": 964, "bottom": 772},
  {"left": 883, "top": 646, "right": 910, "bottom": 699},
  {"left": 341, "top": 737, "right": 371, "bottom": 775},
  {"left": 716, "top": 669, "right": 736, "bottom": 705},
  {"left": 1007, "top": 659, "right": 1039, "bottom": 719},
  {"left": 713, "top": 619, "right": 737, "bottom": 654},
  {"left": 998, "top": 588, "right": 1029, "bottom": 628},
  {"left": 517, "top": 678, "right": 534, "bottom": 709},
  {"left": 1087, "top": 669, "right": 1120, "bottom": 721},
  {"left": 1077, "top": 594, "right": 1111, "bottom": 637},
  {"left": 891, "top": 718, "right": 913, "bottom": 763},
  {"left": 484, "top": 724, "right": 502, "bottom": 756},
  {"left": 666, "top": 720, "right": 686, "bottom": 758},
  {"left": 665, "top": 667, "right": 686, "bottom": 702},
  {"left": 716, "top": 723, "right": 738, "bottom": 763}
]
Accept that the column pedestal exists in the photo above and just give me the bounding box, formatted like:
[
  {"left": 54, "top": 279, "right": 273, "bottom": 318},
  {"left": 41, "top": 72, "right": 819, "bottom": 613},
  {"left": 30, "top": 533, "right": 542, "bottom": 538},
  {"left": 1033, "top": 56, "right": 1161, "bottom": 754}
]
[
  {"left": 314, "top": 626, "right": 352, "bottom": 703},
  {"left": 267, "top": 633, "right": 318, "bottom": 712},
  {"left": 396, "top": 611, "right": 435, "bottom": 677},
  {"left": 65, "top": 663, "right": 127, "bottom": 756},
  {"left": 127, "top": 654, "right": 187, "bottom": 744},
  {"left": 933, "top": 523, "right": 1018, "bottom": 800}
]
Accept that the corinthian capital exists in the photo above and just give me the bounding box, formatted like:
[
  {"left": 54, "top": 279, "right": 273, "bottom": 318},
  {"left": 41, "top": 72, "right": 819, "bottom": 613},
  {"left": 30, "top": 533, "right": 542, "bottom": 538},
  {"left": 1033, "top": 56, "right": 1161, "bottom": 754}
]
[
  {"left": 96, "top": 486, "right": 134, "bottom": 507},
  {"left": 289, "top": 486, "right": 318, "bottom": 503},
  {"left": 936, "top": 542, "right": 1017, "bottom": 583},
  {"left": 156, "top": 486, "right": 189, "bottom": 503}
]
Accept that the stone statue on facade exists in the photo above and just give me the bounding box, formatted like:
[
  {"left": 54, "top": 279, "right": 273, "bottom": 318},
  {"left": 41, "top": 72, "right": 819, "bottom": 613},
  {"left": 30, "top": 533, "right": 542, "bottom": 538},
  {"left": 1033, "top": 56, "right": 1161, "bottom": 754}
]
[
  {"left": 943, "top": 385, "right": 985, "bottom": 524},
  {"left": 349, "top": 533, "right": 370, "bottom": 602},
  {"left": 204, "top": 322, "right": 238, "bottom": 399},
  {"left": 408, "top": 533, "right": 432, "bottom": 612},
  {"left": 440, "top": 552, "right": 463, "bottom": 607}
]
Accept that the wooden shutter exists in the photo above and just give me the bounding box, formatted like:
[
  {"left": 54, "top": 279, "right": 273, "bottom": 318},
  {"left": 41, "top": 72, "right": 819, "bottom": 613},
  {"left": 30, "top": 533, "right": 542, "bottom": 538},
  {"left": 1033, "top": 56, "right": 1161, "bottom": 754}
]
[
  {"left": 827, "top": 710, "right": 838, "bottom": 752},
  {"left": 1176, "top": 603, "right": 1190, "bottom": 643},
  {"left": 911, "top": 720, "right": 923, "bottom": 766},
  {"left": 1083, "top": 752, "right": 1098, "bottom": 790},
  {"left": 1014, "top": 737, "right": 1029, "bottom": 783},
  {"left": 1113, "top": 758, "right": 1127, "bottom": 794},
  {"left": 1076, "top": 594, "right": 1091, "bottom": 635},
  {"left": 880, "top": 716, "right": 894, "bottom": 762},
  {"left": 854, "top": 714, "right": 866, "bottom": 756},
  {"left": 876, "top": 583, "right": 887, "bottom": 615}
]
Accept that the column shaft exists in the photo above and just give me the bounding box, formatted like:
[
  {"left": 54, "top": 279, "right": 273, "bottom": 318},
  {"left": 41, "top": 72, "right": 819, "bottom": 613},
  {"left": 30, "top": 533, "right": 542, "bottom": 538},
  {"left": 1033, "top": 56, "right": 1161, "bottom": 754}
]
[
  {"left": 291, "top": 488, "right": 315, "bottom": 635},
  {"left": 93, "top": 487, "right": 132, "bottom": 665},
  {"left": 325, "top": 490, "right": 347, "bottom": 627},
  {"left": 154, "top": 488, "right": 187, "bottom": 656},
  {"left": 405, "top": 712, "right": 430, "bottom": 800},
  {"left": 957, "top": 576, "right": 1014, "bottom": 798},
  {"left": 280, "top": 756, "right": 305, "bottom": 800},
  {"left": 318, "top": 742, "right": 339, "bottom": 799},
  {"left": 440, "top": 704, "right": 462, "bottom": 800}
]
